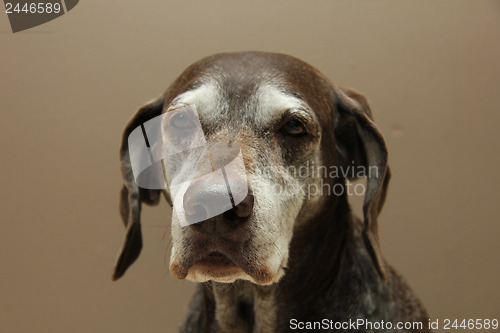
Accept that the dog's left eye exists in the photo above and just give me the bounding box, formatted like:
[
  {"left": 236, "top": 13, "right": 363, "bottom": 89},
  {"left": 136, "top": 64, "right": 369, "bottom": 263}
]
[{"left": 280, "top": 119, "right": 307, "bottom": 137}]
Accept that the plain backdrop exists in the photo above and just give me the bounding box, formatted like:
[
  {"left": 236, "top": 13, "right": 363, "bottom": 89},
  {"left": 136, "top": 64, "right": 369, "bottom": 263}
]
[{"left": 1, "top": 1, "right": 499, "bottom": 332}]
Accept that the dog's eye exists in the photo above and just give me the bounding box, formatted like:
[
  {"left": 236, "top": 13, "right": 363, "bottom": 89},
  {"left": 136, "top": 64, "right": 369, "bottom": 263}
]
[
  {"left": 280, "top": 119, "right": 307, "bottom": 137},
  {"left": 170, "top": 113, "right": 194, "bottom": 129}
]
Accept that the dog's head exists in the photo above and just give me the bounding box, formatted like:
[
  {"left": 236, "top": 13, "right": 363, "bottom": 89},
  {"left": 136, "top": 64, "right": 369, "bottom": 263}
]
[{"left": 113, "top": 52, "right": 390, "bottom": 284}]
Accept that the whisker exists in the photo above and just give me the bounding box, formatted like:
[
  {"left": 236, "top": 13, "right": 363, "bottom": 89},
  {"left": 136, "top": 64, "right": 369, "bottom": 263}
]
[
  {"left": 204, "top": 282, "right": 215, "bottom": 296},
  {"left": 272, "top": 242, "right": 284, "bottom": 262}
]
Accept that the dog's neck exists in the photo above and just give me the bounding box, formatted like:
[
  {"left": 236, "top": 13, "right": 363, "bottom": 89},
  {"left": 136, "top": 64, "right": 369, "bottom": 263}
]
[
  {"left": 203, "top": 194, "right": 353, "bottom": 333},
  {"left": 210, "top": 281, "right": 275, "bottom": 333}
]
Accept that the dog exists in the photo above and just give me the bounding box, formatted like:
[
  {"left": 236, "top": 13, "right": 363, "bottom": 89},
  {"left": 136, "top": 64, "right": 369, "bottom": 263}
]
[{"left": 112, "top": 51, "right": 430, "bottom": 332}]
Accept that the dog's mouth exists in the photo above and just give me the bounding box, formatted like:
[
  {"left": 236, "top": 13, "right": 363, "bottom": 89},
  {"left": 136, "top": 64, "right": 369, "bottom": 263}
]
[
  {"left": 170, "top": 243, "right": 277, "bottom": 284},
  {"left": 198, "top": 251, "right": 235, "bottom": 265},
  {"left": 188, "top": 251, "right": 243, "bottom": 281}
]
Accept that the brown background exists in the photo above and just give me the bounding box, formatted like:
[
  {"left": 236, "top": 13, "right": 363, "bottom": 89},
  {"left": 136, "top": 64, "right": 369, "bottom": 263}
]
[{"left": 1, "top": 1, "right": 499, "bottom": 332}]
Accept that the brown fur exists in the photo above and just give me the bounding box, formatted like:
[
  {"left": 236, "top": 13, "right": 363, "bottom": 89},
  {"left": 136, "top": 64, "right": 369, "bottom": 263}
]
[{"left": 114, "top": 52, "right": 430, "bottom": 332}]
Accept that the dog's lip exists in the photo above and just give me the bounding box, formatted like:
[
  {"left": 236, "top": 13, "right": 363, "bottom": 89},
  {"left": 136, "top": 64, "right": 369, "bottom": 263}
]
[
  {"left": 170, "top": 247, "right": 275, "bottom": 284},
  {"left": 185, "top": 251, "right": 243, "bottom": 281},
  {"left": 196, "top": 251, "right": 237, "bottom": 267},
  {"left": 170, "top": 249, "right": 239, "bottom": 280}
]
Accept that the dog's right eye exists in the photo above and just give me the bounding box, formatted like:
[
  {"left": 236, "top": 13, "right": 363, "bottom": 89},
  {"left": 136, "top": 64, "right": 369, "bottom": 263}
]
[{"left": 170, "top": 113, "right": 195, "bottom": 129}]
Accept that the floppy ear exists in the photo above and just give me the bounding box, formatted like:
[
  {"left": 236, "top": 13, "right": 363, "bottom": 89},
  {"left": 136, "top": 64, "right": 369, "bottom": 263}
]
[
  {"left": 333, "top": 86, "right": 391, "bottom": 281},
  {"left": 112, "top": 96, "right": 165, "bottom": 281}
]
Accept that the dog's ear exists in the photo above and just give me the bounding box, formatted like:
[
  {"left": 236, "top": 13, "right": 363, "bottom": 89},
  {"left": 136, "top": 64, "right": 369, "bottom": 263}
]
[
  {"left": 333, "top": 86, "right": 391, "bottom": 281},
  {"left": 112, "top": 96, "right": 165, "bottom": 281}
]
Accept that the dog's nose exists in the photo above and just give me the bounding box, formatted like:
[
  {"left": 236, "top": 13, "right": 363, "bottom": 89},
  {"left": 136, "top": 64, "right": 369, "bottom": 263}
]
[{"left": 183, "top": 176, "right": 254, "bottom": 236}]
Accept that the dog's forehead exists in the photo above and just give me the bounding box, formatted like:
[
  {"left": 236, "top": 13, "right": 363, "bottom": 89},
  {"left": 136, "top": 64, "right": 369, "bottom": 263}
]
[
  {"left": 163, "top": 52, "right": 335, "bottom": 134},
  {"left": 168, "top": 79, "right": 309, "bottom": 128}
]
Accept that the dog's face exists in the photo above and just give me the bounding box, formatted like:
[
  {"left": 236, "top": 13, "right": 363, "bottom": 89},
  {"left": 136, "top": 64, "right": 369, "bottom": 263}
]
[
  {"left": 113, "top": 52, "right": 390, "bottom": 284},
  {"left": 165, "top": 60, "right": 331, "bottom": 285}
]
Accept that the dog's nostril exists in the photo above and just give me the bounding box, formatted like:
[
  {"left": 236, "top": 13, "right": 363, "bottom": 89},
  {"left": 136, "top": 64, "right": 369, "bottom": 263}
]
[
  {"left": 226, "top": 194, "right": 254, "bottom": 219},
  {"left": 186, "top": 193, "right": 254, "bottom": 236}
]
